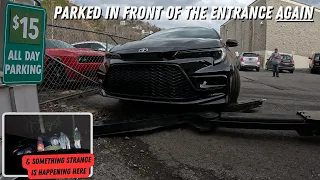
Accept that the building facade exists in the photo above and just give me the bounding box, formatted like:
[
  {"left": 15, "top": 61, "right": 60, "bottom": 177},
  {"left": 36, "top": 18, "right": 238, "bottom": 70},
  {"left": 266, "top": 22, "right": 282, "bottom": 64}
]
[{"left": 220, "top": 0, "right": 320, "bottom": 69}]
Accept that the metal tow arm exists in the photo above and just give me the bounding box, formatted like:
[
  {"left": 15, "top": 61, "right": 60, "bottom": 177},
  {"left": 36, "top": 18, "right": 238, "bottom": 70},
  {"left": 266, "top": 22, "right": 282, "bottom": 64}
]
[{"left": 93, "top": 99, "right": 320, "bottom": 137}]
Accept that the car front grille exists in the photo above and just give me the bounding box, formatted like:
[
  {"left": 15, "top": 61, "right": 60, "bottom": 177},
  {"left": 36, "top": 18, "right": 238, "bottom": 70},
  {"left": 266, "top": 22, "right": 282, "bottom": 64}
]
[
  {"left": 78, "top": 56, "right": 104, "bottom": 63},
  {"left": 103, "top": 63, "right": 198, "bottom": 100},
  {"left": 119, "top": 52, "right": 176, "bottom": 61}
]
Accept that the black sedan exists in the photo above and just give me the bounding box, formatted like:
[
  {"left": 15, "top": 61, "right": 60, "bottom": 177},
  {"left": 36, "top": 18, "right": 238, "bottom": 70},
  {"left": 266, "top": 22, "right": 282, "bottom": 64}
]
[{"left": 97, "top": 27, "right": 240, "bottom": 105}]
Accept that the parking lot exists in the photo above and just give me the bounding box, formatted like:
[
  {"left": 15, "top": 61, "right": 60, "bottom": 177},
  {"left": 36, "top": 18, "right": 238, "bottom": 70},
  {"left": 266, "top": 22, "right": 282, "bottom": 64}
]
[{"left": 41, "top": 69, "right": 320, "bottom": 180}]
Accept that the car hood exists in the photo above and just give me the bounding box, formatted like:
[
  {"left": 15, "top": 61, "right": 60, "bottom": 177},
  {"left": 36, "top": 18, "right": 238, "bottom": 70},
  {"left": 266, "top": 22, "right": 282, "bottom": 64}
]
[
  {"left": 110, "top": 38, "right": 223, "bottom": 54},
  {"left": 46, "top": 48, "right": 105, "bottom": 56}
]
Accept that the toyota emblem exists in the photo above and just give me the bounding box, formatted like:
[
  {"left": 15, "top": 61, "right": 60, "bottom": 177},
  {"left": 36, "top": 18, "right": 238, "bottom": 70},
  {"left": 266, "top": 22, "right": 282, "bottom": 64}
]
[{"left": 138, "top": 48, "right": 148, "bottom": 52}]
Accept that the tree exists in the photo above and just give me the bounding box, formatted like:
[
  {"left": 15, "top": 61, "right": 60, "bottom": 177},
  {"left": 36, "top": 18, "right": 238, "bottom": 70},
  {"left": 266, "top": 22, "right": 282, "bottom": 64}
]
[
  {"left": 39, "top": 115, "right": 46, "bottom": 133},
  {"left": 44, "top": 115, "right": 62, "bottom": 132}
]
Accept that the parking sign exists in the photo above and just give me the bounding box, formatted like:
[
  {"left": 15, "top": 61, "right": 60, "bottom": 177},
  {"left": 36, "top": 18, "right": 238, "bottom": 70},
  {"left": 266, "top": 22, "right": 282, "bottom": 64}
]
[{"left": 2, "top": 2, "right": 46, "bottom": 84}]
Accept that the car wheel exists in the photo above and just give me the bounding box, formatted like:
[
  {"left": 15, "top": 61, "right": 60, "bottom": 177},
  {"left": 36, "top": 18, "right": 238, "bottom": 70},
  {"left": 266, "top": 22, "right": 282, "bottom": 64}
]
[
  {"left": 290, "top": 70, "right": 294, "bottom": 73},
  {"left": 44, "top": 60, "right": 68, "bottom": 88},
  {"left": 310, "top": 68, "right": 316, "bottom": 74},
  {"left": 229, "top": 67, "right": 241, "bottom": 103},
  {"left": 256, "top": 68, "right": 260, "bottom": 72}
]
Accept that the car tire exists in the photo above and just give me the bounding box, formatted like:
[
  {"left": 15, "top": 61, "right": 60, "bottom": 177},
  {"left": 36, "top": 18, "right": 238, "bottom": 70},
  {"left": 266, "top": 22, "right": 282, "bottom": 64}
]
[
  {"left": 310, "top": 68, "right": 316, "bottom": 74},
  {"left": 256, "top": 68, "right": 260, "bottom": 72},
  {"left": 290, "top": 70, "right": 294, "bottom": 73},
  {"left": 229, "top": 67, "right": 241, "bottom": 103},
  {"left": 44, "top": 60, "right": 68, "bottom": 88}
]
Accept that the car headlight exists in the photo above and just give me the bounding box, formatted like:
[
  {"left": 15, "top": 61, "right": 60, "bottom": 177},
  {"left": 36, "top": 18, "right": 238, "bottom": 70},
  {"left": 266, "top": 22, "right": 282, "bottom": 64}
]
[
  {"left": 173, "top": 48, "right": 226, "bottom": 65},
  {"left": 212, "top": 48, "right": 226, "bottom": 65},
  {"left": 104, "top": 53, "right": 121, "bottom": 64}
]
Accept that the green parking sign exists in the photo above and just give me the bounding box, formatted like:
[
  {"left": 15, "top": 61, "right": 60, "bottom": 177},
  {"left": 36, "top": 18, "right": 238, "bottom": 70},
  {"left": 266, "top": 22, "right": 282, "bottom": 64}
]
[{"left": 2, "top": 2, "right": 46, "bottom": 84}]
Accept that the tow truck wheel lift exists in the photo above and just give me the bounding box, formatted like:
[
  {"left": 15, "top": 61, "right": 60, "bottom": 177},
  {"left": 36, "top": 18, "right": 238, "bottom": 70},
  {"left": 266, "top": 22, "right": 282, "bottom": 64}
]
[{"left": 93, "top": 99, "right": 320, "bottom": 137}]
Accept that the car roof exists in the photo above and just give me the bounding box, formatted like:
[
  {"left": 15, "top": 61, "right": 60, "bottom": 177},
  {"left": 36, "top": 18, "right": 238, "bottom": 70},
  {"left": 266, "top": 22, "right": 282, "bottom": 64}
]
[
  {"left": 72, "top": 41, "right": 105, "bottom": 45},
  {"left": 280, "top": 53, "right": 292, "bottom": 56}
]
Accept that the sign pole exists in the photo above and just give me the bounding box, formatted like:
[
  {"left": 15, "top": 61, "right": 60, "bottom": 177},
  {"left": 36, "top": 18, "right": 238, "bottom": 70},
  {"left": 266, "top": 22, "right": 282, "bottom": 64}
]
[{"left": 0, "top": 0, "right": 46, "bottom": 138}]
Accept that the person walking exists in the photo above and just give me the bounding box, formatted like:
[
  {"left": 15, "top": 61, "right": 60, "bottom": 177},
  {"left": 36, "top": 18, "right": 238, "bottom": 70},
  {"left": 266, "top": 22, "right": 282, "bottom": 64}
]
[
  {"left": 73, "top": 127, "right": 82, "bottom": 149},
  {"left": 59, "top": 132, "right": 70, "bottom": 149},
  {"left": 269, "top": 48, "right": 281, "bottom": 77}
]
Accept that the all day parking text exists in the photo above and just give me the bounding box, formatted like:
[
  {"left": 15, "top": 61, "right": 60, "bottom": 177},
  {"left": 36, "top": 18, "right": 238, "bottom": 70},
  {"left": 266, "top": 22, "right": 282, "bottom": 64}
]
[{"left": 4, "top": 50, "right": 42, "bottom": 75}]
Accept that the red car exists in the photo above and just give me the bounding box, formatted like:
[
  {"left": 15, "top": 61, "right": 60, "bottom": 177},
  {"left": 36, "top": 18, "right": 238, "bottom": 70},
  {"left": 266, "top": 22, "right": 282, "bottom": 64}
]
[{"left": 44, "top": 39, "right": 106, "bottom": 87}]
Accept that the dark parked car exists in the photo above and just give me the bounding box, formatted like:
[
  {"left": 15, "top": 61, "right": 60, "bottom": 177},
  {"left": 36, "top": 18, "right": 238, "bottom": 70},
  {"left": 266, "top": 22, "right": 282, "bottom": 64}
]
[
  {"left": 309, "top": 53, "right": 320, "bottom": 74},
  {"left": 238, "top": 52, "right": 260, "bottom": 71},
  {"left": 266, "top": 53, "right": 295, "bottom": 73},
  {"left": 97, "top": 27, "right": 241, "bottom": 105},
  {"left": 11, "top": 137, "right": 51, "bottom": 156}
]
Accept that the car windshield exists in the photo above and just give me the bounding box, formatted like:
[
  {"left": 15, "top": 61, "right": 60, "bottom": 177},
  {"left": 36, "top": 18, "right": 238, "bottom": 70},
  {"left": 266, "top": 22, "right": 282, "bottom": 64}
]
[
  {"left": 281, "top": 55, "right": 292, "bottom": 61},
  {"left": 142, "top": 27, "right": 220, "bottom": 40},
  {"left": 315, "top": 54, "right": 320, "bottom": 60},
  {"left": 46, "top": 39, "right": 75, "bottom": 49},
  {"left": 243, "top": 53, "right": 258, "bottom": 57}
]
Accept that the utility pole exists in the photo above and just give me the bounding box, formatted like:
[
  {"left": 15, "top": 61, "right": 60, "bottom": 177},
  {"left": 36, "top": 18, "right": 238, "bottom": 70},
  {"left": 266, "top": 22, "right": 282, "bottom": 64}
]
[
  {"left": 51, "top": 0, "right": 54, "bottom": 39},
  {"left": 241, "top": 20, "right": 244, "bottom": 53}
]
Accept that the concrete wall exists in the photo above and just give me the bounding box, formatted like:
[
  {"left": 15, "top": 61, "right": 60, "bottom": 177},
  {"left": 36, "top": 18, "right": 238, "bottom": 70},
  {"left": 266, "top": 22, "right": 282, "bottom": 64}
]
[
  {"left": 266, "top": 0, "right": 320, "bottom": 68},
  {"left": 220, "top": 0, "right": 267, "bottom": 54},
  {"left": 220, "top": 0, "right": 319, "bottom": 69}
]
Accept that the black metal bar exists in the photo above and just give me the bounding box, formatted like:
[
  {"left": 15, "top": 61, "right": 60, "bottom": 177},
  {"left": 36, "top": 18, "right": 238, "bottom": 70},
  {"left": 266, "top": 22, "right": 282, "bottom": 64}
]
[
  {"left": 91, "top": 99, "right": 320, "bottom": 136},
  {"left": 93, "top": 114, "right": 187, "bottom": 136},
  {"left": 47, "top": 24, "right": 135, "bottom": 44},
  {"left": 220, "top": 112, "right": 305, "bottom": 123}
]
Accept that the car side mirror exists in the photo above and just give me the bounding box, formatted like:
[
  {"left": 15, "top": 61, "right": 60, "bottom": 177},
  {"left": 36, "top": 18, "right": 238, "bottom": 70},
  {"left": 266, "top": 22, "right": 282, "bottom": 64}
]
[
  {"left": 226, "top": 39, "right": 238, "bottom": 47},
  {"left": 309, "top": 57, "right": 312, "bottom": 59}
]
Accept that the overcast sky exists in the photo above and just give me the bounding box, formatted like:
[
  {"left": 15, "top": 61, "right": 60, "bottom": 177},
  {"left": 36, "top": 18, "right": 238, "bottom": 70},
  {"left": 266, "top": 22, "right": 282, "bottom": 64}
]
[{"left": 74, "top": 0, "right": 319, "bottom": 30}]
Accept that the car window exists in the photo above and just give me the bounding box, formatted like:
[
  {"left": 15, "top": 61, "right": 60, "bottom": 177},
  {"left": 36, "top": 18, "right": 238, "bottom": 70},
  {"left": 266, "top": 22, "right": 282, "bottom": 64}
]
[
  {"left": 315, "top": 54, "right": 320, "bottom": 60},
  {"left": 91, "top": 43, "right": 104, "bottom": 50},
  {"left": 280, "top": 55, "right": 292, "bottom": 62},
  {"left": 46, "top": 39, "right": 75, "bottom": 49},
  {"left": 74, "top": 43, "right": 88, "bottom": 48},
  {"left": 104, "top": 43, "right": 115, "bottom": 51},
  {"left": 142, "top": 27, "right": 220, "bottom": 40},
  {"left": 242, "top": 53, "right": 258, "bottom": 57}
]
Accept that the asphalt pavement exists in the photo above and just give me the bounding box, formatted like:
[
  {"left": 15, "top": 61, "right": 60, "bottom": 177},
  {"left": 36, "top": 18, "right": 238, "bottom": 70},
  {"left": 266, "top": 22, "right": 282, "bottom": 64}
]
[{"left": 45, "top": 69, "right": 320, "bottom": 180}]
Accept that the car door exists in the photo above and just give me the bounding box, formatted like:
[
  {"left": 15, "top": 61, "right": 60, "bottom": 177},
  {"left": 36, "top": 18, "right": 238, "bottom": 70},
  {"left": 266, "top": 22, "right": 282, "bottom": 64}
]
[
  {"left": 266, "top": 58, "right": 271, "bottom": 69},
  {"left": 314, "top": 54, "right": 320, "bottom": 66}
]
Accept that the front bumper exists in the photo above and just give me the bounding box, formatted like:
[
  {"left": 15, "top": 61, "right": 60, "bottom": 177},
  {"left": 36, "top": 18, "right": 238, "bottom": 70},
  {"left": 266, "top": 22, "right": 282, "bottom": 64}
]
[
  {"left": 279, "top": 66, "right": 294, "bottom": 70},
  {"left": 240, "top": 64, "right": 259, "bottom": 69},
  {"left": 311, "top": 65, "right": 320, "bottom": 71},
  {"left": 99, "top": 61, "right": 232, "bottom": 105}
]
